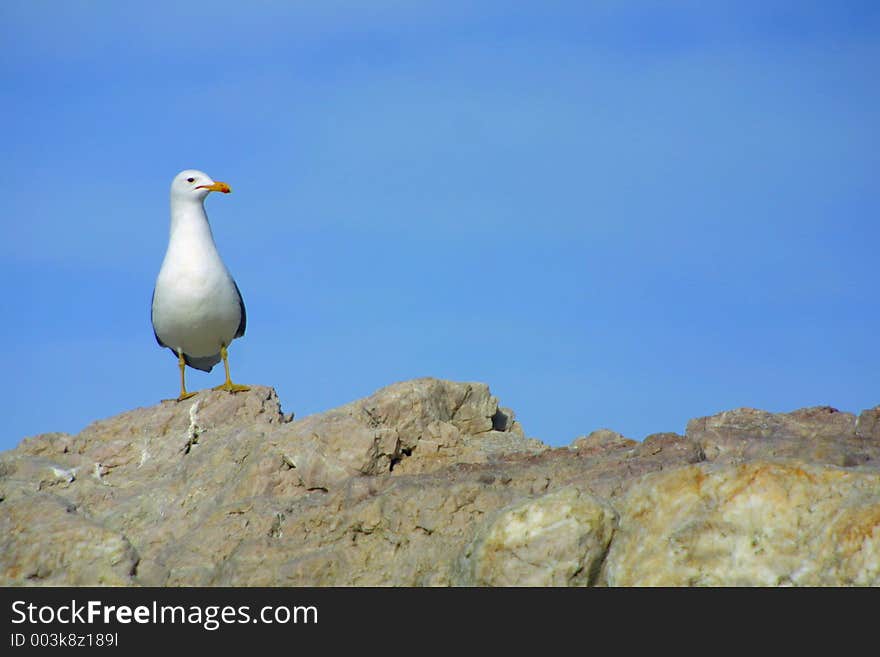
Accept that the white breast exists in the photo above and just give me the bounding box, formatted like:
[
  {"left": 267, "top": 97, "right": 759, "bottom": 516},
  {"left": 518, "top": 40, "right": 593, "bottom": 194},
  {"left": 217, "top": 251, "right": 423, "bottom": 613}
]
[{"left": 151, "top": 199, "right": 242, "bottom": 358}]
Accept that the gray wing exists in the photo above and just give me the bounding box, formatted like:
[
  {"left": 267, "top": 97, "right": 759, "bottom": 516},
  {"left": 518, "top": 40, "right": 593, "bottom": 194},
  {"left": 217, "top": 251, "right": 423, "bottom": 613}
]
[{"left": 233, "top": 279, "right": 246, "bottom": 338}]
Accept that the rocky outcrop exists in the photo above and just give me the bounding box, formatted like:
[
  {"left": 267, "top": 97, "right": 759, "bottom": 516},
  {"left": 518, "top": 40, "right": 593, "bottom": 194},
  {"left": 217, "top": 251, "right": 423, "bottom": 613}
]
[
  {"left": 1, "top": 379, "right": 878, "bottom": 586},
  {"left": 686, "top": 405, "right": 880, "bottom": 467},
  {"left": 604, "top": 462, "right": 880, "bottom": 586},
  {"left": 454, "top": 487, "right": 617, "bottom": 586}
]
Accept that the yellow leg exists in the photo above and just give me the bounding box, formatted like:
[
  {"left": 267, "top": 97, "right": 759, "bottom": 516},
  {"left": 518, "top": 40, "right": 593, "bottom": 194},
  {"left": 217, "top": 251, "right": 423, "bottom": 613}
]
[
  {"left": 177, "top": 350, "right": 197, "bottom": 401},
  {"left": 212, "top": 345, "right": 250, "bottom": 393}
]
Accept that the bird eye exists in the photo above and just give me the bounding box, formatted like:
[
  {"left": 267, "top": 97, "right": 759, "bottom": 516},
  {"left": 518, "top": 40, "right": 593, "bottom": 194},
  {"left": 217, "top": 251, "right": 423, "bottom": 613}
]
[{"left": 186, "top": 177, "right": 195, "bottom": 183}]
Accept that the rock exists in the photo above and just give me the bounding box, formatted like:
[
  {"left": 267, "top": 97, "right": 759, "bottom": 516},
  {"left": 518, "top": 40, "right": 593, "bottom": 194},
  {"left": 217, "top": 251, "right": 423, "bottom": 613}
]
[
  {"left": 686, "top": 406, "right": 878, "bottom": 467},
  {"left": 856, "top": 406, "right": 880, "bottom": 441},
  {"left": 571, "top": 429, "right": 637, "bottom": 454},
  {"left": 1, "top": 379, "right": 878, "bottom": 586},
  {"left": 213, "top": 476, "right": 525, "bottom": 586},
  {"left": 604, "top": 461, "right": 880, "bottom": 586},
  {"left": 454, "top": 487, "right": 617, "bottom": 586},
  {"left": 0, "top": 491, "right": 138, "bottom": 586},
  {"left": 0, "top": 378, "right": 548, "bottom": 586},
  {"left": 634, "top": 432, "right": 705, "bottom": 463},
  {"left": 272, "top": 379, "right": 546, "bottom": 484}
]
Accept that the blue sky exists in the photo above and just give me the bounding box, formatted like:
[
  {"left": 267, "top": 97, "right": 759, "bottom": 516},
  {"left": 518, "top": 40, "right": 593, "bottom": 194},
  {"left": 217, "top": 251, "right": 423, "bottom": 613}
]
[{"left": 1, "top": 1, "right": 878, "bottom": 450}]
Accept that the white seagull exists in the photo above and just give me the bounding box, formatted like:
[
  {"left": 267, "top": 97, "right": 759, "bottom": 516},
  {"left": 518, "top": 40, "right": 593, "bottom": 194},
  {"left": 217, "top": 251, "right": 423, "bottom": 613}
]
[{"left": 151, "top": 169, "right": 249, "bottom": 401}]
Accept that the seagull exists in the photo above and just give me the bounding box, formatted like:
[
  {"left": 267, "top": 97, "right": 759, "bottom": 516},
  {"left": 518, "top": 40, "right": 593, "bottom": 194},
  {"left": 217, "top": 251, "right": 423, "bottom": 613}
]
[{"left": 151, "top": 169, "right": 249, "bottom": 401}]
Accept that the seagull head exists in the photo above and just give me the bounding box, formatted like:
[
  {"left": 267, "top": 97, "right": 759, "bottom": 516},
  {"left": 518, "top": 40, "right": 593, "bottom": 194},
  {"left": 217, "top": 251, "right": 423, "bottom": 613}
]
[{"left": 171, "top": 169, "right": 232, "bottom": 202}]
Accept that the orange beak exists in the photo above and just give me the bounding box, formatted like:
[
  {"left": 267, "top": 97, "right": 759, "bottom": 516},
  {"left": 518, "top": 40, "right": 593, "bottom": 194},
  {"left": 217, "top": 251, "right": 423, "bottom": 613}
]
[{"left": 196, "top": 181, "right": 231, "bottom": 194}]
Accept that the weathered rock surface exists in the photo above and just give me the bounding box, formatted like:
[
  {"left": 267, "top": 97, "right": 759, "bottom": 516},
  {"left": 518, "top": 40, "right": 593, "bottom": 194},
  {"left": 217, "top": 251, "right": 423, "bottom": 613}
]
[
  {"left": 686, "top": 405, "right": 880, "bottom": 468},
  {"left": 454, "top": 487, "right": 617, "bottom": 586},
  {"left": 605, "top": 462, "right": 880, "bottom": 586},
  {"left": 1, "top": 380, "right": 878, "bottom": 586}
]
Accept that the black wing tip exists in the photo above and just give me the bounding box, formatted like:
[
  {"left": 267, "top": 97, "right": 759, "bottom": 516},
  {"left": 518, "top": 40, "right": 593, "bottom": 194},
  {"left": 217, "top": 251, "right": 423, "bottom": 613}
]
[{"left": 233, "top": 279, "right": 247, "bottom": 338}]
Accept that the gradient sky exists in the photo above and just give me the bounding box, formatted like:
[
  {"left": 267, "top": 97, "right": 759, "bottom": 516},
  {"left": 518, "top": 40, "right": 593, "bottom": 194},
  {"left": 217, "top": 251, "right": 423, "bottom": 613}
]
[{"left": 2, "top": 1, "right": 878, "bottom": 451}]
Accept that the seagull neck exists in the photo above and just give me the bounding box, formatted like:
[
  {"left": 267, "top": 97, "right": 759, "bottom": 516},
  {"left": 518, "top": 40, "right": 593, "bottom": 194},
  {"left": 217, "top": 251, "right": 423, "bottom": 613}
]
[{"left": 169, "top": 199, "right": 216, "bottom": 242}]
